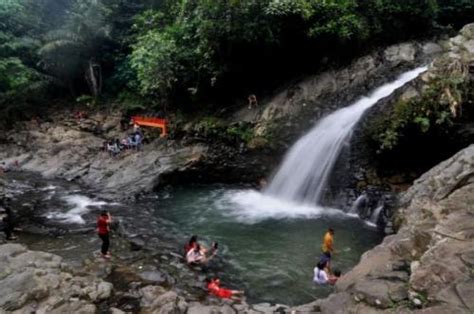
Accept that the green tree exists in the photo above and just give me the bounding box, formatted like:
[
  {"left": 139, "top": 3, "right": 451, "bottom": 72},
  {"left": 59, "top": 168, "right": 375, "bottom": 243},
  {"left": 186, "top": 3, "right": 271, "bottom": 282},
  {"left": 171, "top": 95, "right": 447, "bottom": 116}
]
[{"left": 39, "top": 0, "right": 112, "bottom": 97}]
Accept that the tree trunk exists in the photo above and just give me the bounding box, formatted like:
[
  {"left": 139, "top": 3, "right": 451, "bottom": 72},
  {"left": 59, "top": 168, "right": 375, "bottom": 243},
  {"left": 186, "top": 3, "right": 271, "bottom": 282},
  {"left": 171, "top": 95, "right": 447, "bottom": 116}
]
[{"left": 85, "top": 59, "right": 102, "bottom": 98}]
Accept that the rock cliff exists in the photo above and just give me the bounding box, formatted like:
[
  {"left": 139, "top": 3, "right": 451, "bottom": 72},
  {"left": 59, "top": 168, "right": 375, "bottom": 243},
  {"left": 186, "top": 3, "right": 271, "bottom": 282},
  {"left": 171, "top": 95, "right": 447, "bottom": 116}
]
[
  {"left": 308, "top": 144, "right": 474, "bottom": 313},
  {"left": 0, "top": 243, "right": 111, "bottom": 313}
]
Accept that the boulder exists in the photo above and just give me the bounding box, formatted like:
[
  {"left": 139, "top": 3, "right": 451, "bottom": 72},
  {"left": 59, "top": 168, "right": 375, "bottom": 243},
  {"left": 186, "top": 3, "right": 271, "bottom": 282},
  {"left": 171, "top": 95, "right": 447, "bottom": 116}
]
[
  {"left": 384, "top": 43, "right": 417, "bottom": 65},
  {"left": 460, "top": 23, "right": 474, "bottom": 40},
  {"left": 0, "top": 243, "right": 113, "bottom": 312},
  {"left": 422, "top": 42, "right": 443, "bottom": 55}
]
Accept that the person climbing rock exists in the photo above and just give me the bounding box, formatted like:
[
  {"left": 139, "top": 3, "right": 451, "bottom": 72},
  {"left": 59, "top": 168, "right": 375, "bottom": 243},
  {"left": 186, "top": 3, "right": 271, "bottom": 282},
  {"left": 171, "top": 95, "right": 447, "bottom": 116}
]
[
  {"left": 96, "top": 210, "right": 112, "bottom": 258},
  {"left": 206, "top": 277, "right": 244, "bottom": 301}
]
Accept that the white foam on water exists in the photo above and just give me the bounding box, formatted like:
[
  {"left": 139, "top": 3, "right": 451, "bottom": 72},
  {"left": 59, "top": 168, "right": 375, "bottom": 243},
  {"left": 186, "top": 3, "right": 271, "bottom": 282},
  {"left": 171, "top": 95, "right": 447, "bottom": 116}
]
[
  {"left": 40, "top": 185, "right": 57, "bottom": 191},
  {"left": 47, "top": 195, "right": 109, "bottom": 224},
  {"left": 214, "top": 189, "right": 345, "bottom": 223},
  {"left": 369, "top": 205, "right": 383, "bottom": 224}
]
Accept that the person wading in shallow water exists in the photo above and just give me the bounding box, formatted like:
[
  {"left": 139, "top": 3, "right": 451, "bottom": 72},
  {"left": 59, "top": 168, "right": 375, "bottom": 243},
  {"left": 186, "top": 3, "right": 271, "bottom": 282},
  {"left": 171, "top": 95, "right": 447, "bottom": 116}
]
[
  {"left": 313, "top": 259, "right": 341, "bottom": 285},
  {"left": 321, "top": 227, "right": 335, "bottom": 270},
  {"left": 97, "top": 210, "right": 112, "bottom": 259}
]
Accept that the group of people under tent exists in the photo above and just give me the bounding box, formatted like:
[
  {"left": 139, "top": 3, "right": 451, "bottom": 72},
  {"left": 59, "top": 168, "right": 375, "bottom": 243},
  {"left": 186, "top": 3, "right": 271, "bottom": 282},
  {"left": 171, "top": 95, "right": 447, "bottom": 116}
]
[{"left": 104, "top": 124, "right": 144, "bottom": 157}]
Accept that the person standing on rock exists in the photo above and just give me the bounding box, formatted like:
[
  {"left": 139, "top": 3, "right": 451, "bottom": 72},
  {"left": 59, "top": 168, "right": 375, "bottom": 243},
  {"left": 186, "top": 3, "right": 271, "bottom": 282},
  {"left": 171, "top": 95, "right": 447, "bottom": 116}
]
[
  {"left": 1, "top": 199, "right": 18, "bottom": 241},
  {"left": 97, "top": 210, "right": 112, "bottom": 259}
]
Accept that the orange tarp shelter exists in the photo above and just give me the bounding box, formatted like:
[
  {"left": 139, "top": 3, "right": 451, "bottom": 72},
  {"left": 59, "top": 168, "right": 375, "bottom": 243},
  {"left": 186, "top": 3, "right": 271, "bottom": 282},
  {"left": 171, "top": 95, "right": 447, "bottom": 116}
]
[{"left": 131, "top": 116, "right": 168, "bottom": 137}]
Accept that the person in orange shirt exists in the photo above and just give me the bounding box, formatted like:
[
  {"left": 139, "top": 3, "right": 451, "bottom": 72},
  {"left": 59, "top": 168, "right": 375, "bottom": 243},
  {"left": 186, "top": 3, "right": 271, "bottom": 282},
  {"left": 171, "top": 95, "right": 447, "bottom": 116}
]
[{"left": 321, "top": 227, "right": 335, "bottom": 259}]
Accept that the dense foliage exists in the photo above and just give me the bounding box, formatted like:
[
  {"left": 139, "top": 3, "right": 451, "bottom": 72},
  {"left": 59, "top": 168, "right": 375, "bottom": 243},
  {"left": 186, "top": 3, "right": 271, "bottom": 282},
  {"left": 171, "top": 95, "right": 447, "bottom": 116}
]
[
  {"left": 0, "top": 0, "right": 472, "bottom": 120},
  {"left": 366, "top": 57, "right": 474, "bottom": 175}
]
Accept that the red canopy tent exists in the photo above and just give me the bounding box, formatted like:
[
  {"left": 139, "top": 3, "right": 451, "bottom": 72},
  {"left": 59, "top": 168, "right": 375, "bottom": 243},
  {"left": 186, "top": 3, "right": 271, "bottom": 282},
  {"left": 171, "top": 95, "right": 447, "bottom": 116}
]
[{"left": 131, "top": 116, "right": 168, "bottom": 137}]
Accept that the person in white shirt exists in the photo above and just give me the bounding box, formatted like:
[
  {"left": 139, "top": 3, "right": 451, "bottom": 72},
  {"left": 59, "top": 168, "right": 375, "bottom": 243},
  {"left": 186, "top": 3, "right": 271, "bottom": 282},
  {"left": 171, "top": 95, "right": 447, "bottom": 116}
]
[
  {"left": 186, "top": 244, "right": 217, "bottom": 266},
  {"left": 313, "top": 260, "right": 341, "bottom": 285}
]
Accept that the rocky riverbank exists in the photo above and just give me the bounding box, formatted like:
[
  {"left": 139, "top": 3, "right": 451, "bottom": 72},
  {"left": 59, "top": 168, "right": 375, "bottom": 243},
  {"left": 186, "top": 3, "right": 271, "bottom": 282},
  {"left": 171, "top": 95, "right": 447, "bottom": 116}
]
[{"left": 308, "top": 144, "right": 474, "bottom": 313}]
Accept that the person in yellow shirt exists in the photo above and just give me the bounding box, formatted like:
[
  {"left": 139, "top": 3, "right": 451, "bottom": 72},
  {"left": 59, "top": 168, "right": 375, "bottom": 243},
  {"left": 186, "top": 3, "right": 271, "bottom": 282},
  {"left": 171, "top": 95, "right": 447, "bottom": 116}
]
[{"left": 321, "top": 227, "right": 335, "bottom": 259}]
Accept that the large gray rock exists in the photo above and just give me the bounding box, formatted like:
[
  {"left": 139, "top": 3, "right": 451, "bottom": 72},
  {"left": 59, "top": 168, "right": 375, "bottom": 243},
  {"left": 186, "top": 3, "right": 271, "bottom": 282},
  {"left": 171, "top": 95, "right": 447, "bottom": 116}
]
[
  {"left": 384, "top": 43, "right": 417, "bottom": 65},
  {"left": 460, "top": 23, "right": 474, "bottom": 40},
  {"left": 0, "top": 123, "right": 207, "bottom": 198},
  {"left": 316, "top": 144, "right": 474, "bottom": 313},
  {"left": 0, "top": 243, "right": 112, "bottom": 313},
  {"left": 139, "top": 287, "right": 188, "bottom": 313}
]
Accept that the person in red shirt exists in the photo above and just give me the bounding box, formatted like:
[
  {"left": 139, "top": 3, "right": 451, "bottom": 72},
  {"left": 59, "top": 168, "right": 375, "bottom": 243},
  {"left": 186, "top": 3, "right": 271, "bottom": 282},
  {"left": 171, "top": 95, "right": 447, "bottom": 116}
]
[
  {"left": 97, "top": 210, "right": 112, "bottom": 258},
  {"left": 206, "top": 278, "right": 244, "bottom": 301}
]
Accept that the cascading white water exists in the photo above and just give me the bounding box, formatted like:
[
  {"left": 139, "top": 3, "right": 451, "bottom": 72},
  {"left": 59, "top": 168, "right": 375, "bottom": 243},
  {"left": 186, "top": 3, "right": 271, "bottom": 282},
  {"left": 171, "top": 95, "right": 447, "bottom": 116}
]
[
  {"left": 349, "top": 194, "right": 368, "bottom": 215},
  {"left": 369, "top": 206, "right": 383, "bottom": 224},
  {"left": 265, "top": 66, "right": 428, "bottom": 205}
]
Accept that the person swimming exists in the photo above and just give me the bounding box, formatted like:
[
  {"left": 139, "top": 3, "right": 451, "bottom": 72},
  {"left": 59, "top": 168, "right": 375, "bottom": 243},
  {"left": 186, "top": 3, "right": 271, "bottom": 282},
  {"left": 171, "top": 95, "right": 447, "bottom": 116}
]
[{"left": 206, "top": 277, "right": 244, "bottom": 301}]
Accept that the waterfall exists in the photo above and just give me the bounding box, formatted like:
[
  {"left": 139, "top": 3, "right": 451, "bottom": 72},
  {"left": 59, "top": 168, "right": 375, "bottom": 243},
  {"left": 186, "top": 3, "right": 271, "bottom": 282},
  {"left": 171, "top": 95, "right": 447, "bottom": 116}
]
[
  {"left": 265, "top": 66, "right": 428, "bottom": 205},
  {"left": 349, "top": 194, "right": 368, "bottom": 215},
  {"left": 369, "top": 206, "right": 384, "bottom": 225}
]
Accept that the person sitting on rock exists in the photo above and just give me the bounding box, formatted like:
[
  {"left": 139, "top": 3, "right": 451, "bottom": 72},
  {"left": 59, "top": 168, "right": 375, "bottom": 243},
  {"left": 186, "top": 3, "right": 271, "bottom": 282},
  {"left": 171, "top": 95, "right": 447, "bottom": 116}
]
[
  {"left": 313, "top": 260, "right": 340, "bottom": 285},
  {"left": 121, "top": 138, "right": 129, "bottom": 150},
  {"left": 114, "top": 138, "right": 121, "bottom": 151},
  {"left": 186, "top": 243, "right": 217, "bottom": 266},
  {"left": 106, "top": 140, "right": 114, "bottom": 156},
  {"left": 206, "top": 277, "right": 244, "bottom": 301}
]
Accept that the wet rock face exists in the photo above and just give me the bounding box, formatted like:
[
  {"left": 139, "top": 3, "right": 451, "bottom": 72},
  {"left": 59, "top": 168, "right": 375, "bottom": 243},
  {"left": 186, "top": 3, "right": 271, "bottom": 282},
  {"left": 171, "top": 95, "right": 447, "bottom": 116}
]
[
  {"left": 315, "top": 144, "right": 474, "bottom": 313},
  {"left": 248, "top": 41, "right": 436, "bottom": 144},
  {"left": 334, "top": 24, "right": 474, "bottom": 216}
]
